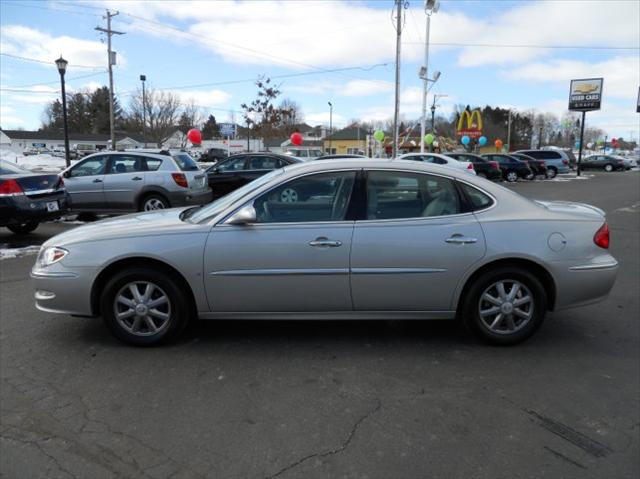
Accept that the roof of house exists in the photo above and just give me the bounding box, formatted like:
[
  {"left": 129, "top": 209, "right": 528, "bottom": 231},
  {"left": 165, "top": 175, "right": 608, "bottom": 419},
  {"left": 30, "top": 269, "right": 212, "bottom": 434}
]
[
  {"left": 325, "top": 126, "right": 369, "bottom": 141},
  {"left": 0, "top": 129, "right": 147, "bottom": 143}
]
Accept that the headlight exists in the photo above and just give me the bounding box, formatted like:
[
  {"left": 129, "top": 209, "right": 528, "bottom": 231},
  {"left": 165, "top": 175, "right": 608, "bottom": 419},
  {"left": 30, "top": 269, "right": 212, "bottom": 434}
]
[{"left": 38, "top": 247, "right": 69, "bottom": 267}]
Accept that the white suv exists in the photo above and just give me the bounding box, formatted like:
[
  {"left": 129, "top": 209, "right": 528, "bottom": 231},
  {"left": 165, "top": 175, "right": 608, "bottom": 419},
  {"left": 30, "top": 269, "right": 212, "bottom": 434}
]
[{"left": 396, "top": 153, "right": 476, "bottom": 175}]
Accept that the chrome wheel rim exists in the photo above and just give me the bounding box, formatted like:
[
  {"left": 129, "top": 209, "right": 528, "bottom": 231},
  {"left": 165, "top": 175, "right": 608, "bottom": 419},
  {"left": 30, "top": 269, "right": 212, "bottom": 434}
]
[
  {"left": 547, "top": 169, "right": 556, "bottom": 178},
  {"left": 507, "top": 172, "right": 518, "bottom": 182},
  {"left": 604, "top": 164, "right": 613, "bottom": 172},
  {"left": 478, "top": 279, "right": 534, "bottom": 335},
  {"left": 280, "top": 188, "right": 298, "bottom": 203},
  {"left": 113, "top": 281, "right": 171, "bottom": 336},
  {"left": 144, "top": 198, "right": 166, "bottom": 211}
]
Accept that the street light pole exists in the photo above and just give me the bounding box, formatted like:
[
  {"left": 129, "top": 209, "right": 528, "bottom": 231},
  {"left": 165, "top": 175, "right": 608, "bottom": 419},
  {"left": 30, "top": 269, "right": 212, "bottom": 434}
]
[
  {"left": 328, "top": 101, "right": 333, "bottom": 154},
  {"left": 140, "top": 74, "right": 147, "bottom": 148},
  {"left": 392, "top": 0, "right": 403, "bottom": 159},
  {"left": 55, "top": 56, "right": 70, "bottom": 168},
  {"left": 420, "top": 0, "right": 439, "bottom": 153}
]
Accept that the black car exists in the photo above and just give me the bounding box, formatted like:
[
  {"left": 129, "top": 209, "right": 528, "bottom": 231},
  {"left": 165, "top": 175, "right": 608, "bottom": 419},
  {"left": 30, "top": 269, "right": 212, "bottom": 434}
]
[
  {"left": 206, "top": 153, "right": 301, "bottom": 199},
  {"left": 510, "top": 153, "right": 548, "bottom": 178},
  {"left": 580, "top": 155, "right": 626, "bottom": 172},
  {"left": 481, "top": 154, "right": 533, "bottom": 182},
  {"left": 444, "top": 152, "right": 502, "bottom": 181},
  {"left": 314, "top": 154, "right": 368, "bottom": 161},
  {"left": 199, "top": 148, "right": 229, "bottom": 163},
  {"left": 0, "top": 160, "right": 69, "bottom": 234}
]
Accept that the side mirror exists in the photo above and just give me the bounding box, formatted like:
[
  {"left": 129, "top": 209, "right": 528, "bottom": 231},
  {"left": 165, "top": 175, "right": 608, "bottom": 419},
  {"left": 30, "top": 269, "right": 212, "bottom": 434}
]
[
  {"left": 62, "top": 170, "right": 71, "bottom": 178},
  {"left": 225, "top": 204, "right": 256, "bottom": 225}
]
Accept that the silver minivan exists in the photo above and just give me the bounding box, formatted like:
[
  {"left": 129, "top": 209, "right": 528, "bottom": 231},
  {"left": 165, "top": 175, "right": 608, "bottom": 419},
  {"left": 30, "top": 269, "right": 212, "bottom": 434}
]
[{"left": 61, "top": 150, "right": 212, "bottom": 212}]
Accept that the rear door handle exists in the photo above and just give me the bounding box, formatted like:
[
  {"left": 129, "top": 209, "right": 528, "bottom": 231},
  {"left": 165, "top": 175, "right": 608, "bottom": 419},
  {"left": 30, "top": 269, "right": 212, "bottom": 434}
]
[
  {"left": 92, "top": 179, "right": 103, "bottom": 183},
  {"left": 131, "top": 176, "right": 143, "bottom": 181},
  {"left": 445, "top": 234, "right": 477, "bottom": 244},
  {"left": 309, "top": 237, "right": 342, "bottom": 248}
]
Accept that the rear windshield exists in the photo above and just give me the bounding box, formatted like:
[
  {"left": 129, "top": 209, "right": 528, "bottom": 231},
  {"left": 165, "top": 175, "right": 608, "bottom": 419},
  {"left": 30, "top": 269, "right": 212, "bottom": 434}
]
[
  {"left": 172, "top": 153, "right": 200, "bottom": 171},
  {"left": 0, "top": 161, "right": 28, "bottom": 174}
]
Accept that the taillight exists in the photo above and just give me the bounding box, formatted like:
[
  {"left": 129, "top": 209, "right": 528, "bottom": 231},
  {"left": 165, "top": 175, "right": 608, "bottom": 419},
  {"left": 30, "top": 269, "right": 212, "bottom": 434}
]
[
  {"left": 0, "top": 179, "right": 24, "bottom": 196},
  {"left": 594, "top": 223, "right": 610, "bottom": 249},
  {"left": 491, "top": 161, "right": 500, "bottom": 170},
  {"left": 171, "top": 173, "right": 188, "bottom": 188},
  {"left": 540, "top": 161, "right": 546, "bottom": 166},
  {"left": 467, "top": 162, "right": 474, "bottom": 170},
  {"left": 562, "top": 160, "right": 569, "bottom": 165}
]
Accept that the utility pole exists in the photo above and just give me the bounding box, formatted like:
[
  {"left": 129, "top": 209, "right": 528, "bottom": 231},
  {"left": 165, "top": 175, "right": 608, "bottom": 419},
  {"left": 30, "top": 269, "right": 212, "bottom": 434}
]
[
  {"left": 96, "top": 10, "right": 124, "bottom": 151},
  {"left": 537, "top": 126, "right": 543, "bottom": 149},
  {"left": 420, "top": 0, "right": 439, "bottom": 153},
  {"left": 506, "top": 110, "right": 512, "bottom": 152},
  {"left": 392, "top": 0, "right": 403, "bottom": 158},
  {"left": 140, "top": 75, "right": 147, "bottom": 148},
  {"left": 328, "top": 101, "right": 333, "bottom": 154}
]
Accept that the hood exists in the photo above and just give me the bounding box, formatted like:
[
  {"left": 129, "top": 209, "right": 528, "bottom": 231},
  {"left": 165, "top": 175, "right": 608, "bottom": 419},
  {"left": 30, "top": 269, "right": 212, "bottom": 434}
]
[
  {"left": 534, "top": 200, "right": 605, "bottom": 220},
  {"left": 45, "top": 208, "right": 206, "bottom": 247}
]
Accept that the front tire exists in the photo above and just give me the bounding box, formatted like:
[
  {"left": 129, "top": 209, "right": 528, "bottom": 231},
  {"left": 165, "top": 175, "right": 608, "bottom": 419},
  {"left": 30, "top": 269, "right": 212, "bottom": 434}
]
[
  {"left": 461, "top": 267, "right": 547, "bottom": 345},
  {"left": 505, "top": 171, "right": 519, "bottom": 183},
  {"left": 7, "top": 221, "right": 39, "bottom": 234},
  {"left": 100, "top": 267, "right": 191, "bottom": 346},
  {"left": 604, "top": 163, "right": 613, "bottom": 172}
]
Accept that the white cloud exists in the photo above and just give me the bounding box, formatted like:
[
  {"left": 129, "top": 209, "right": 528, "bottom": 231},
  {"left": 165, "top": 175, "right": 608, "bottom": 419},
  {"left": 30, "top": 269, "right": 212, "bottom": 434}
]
[
  {"left": 340, "top": 80, "right": 393, "bottom": 97},
  {"left": 0, "top": 25, "right": 110, "bottom": 69},
  {"left": 169, "top": 89, "right": 231, "bottom": 108},
  {"left": 0, "top": 106, "right": 25, "bottom": 128},
  {"left": 305, "top": 112, "right": 346, "bottom": 126}
]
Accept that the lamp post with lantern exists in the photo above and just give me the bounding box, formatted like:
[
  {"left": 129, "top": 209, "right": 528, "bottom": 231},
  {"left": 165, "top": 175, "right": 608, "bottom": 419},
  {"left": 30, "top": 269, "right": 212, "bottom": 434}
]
[{"left": 55, "top": 56, "right": 71, "bottom": 168}]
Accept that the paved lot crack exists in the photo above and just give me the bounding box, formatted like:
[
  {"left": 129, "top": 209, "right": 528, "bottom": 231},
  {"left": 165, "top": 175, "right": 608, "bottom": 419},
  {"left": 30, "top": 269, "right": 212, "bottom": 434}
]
[{"left": 543, "top": 446, "right": 587, "bottom": 470}]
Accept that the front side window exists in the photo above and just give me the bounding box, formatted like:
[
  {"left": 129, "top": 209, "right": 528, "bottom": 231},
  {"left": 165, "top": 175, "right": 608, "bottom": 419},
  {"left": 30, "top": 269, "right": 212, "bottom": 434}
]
[
  {"left": 248, "top": 156, "right": 281, "bottom": 170},
  {"left": 109, "top": 155, "right": 145, "bottom": 174},
  {"left": 217, "top": 157, "right": 247, "bottom": 172},
  {"left": 70, "top": 156, "right": 107, "bottom": 177},
  {"left": 253, "top": 171, "right": 356, "bottom": 223},
  {"left": 366, "top": 171, "right": 461, "bottom": 220}
]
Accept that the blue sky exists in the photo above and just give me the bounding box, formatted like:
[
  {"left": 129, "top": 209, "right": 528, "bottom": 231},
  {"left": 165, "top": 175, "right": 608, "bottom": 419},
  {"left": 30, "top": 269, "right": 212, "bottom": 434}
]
[{"left": 1, "top": 0, "right": 639, "bottom": 141}]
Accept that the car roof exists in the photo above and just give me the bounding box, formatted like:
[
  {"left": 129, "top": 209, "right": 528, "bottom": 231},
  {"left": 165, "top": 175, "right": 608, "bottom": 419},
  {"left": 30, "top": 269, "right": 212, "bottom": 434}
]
[{"left": 398, "top": 152, "right": 452, "bottom": 160}]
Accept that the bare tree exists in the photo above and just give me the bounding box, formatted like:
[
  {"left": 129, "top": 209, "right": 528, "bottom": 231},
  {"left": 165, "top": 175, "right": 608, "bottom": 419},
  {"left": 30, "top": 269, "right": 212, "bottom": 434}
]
[
  {"left": 279, "top": 98, "right": 303, "bottom": 131},
  {"left": 241, "top": 76, "right": 292, "bottom": 141},
  {"left": 126, "top": 88, "right": 182, "bottom": 147}
]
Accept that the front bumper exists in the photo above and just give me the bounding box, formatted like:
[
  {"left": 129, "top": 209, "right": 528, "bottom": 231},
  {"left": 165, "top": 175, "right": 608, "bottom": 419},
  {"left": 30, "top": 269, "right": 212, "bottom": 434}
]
[
  {"left": 169, "top": 188, "right": 213, "bottom": 207},
  {"left": 0, "top": 194, "right": 69, "bottom": 226},
  {"left": 31, "top": 264, "right": 95, "bottom": 316}
]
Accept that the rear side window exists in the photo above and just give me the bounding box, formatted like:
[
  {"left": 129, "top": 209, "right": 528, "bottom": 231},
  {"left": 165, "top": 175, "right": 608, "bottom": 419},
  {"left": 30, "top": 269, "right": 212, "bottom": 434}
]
[
  {"left": 172, "top": 153, "right": 199, "bottom": 171},
  {"left": 146, "top": 159, "right": 162, "bottom": 171},
  {"left": 459, "top": 183, "right": 494, "bottom": 211},
  {"left": 522, "top": 151, "right": 561, "bottom": 160},
  {"left": 109, "top": 155, "right": 145, "bottom": 174},
  {"left": 248, "top": 156, "right": 281, "bottom": 170}
]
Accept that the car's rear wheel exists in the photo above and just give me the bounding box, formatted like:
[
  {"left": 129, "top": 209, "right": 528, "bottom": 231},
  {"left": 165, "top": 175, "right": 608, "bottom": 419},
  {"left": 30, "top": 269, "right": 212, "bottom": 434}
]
[
  {"left": 604, "top": 163, "right": 614, "bottom": 172},
  {"left": 525, "top": 172, "right": 535, "bottom": 180},
  {"left": 140, "top": 194, "right": 170, "bottom": 211},
  {"left": 505, "top": 171, "right": 519, "bottom": 183},
  {"left": 7, "top": 221, "right": 39, "bottom": 234},
  {"left": 461, "top": 266, "right": 547, "bottom": 345},
  {"left": 546, "top": 167, "right": 557, "bottom": 179},
  {"left": 100, "top": 267, "right": 191, "bottom": 346}
]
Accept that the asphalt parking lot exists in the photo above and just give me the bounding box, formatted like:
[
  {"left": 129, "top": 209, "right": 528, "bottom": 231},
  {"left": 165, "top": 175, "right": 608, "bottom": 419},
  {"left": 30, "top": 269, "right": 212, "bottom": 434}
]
[{"left": 1, "top": 171, "right": 639, "bottom": 479}]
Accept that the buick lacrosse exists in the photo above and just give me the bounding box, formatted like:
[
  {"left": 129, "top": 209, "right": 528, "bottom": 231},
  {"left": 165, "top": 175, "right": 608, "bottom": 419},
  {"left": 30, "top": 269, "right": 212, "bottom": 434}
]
[{"left": 32, "top": 160, "right": 618, "bottom": 346}]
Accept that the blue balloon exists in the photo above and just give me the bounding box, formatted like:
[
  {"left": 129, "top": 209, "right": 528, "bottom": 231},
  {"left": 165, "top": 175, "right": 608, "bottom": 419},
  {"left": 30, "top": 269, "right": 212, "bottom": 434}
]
[
  {"left": 461, "top": 135, "right": 470, "bottom": 145},
  {"left": 478, "top": 136, "right": 487, "bottom": 146}
]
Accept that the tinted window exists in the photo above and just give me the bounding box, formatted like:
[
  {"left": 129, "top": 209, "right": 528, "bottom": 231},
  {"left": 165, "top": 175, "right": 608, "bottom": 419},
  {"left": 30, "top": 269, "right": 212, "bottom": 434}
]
[
  {"left": 146, "top": 159, "right": 162, "bottom": 171},
  {"left": 109, "top": 155, "right": 145, "bottom": 174},
  {"left": 172, "top": 153, "right": 199, "bottom": 171},
  {"left": 521, "top": 150, "right": 561, "bottom": 160},
  {"left": 254, "top": 171, "right": 356, "bottom": 223},
  {"left": 70, "top": 156, "right": 107, "bottom": 177},
  {"left": 248, "top": 156, "right": 281, "bottom": 170},
  {"left": 366, "top": 171, "right": 460, "bottom": 220},
  {"left": 425, "top": 155, "right": 447, "bottom": 165},
  {"left": 217, "top": 157, "right": 247, "bottom": 172},
  {"left": 459, "top": 182, "right": 494, "bottom": 211}
]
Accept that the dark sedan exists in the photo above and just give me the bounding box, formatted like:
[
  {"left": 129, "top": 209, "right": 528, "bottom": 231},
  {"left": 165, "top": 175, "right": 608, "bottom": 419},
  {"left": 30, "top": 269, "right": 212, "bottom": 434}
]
[
  {"left": 206, "top": 153, "right": 301, "bottom": 199},
  {"left": 482, "top": 154, "right": 533, "bottom": 182},
  {"left": 581, "top": 155, "right": 626, "bottom": 172},
  {"left": 444, "top": 152, "right": 502, "bottom": 181},
  {"left": 510, "top": 153, "right": 549, "bottom": 178},
  {"left": 0, "top": 160, "right": 69, "bottom": 234},
  {"left": 315, "top": 154, "right": 368, "bottom": 160}
]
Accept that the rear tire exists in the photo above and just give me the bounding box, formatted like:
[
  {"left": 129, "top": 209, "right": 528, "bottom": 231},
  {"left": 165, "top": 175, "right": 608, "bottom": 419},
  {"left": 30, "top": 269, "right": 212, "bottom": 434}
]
[
  {"left": 7, "top": 221, "right": 39, "bottom": 234},
  {"left": 461, "top": 266, "right": 547, "bottom": 345},
  {"left": 546, "top": 167, "right": 557, "bottom": 179},
  {"left": 100, "top": 267, "right": 191, "bottom": 346},
  {"left": 140, "top": 194, "right": 170, "bottom": 211},
  {"left": 505, "top": 171, "right": 518, "bottom": 183}
]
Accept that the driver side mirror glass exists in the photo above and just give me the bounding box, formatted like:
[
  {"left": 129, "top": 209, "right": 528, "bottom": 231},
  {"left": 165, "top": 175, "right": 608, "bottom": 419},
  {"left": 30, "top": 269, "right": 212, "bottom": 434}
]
[{"left": 225, "top": 204, "right": 256, "bottom": 225}]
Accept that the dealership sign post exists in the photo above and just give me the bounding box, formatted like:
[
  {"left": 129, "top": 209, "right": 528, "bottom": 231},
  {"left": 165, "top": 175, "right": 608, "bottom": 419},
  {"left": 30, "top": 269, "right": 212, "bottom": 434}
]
[{"left": 569, "top": 78, "right": 603, "bottom": 176}]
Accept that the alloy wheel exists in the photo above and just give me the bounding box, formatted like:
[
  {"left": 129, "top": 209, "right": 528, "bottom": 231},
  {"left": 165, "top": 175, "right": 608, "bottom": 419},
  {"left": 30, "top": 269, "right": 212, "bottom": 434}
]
[
  {"left": 144, "top": 198, "right": 166, "bottom": 210},
  {"left": 113, "top": 281, "right": 172, "bottom": 336},
  {"left": 604, "top": 164, "right": 613, "bottom": 172},
  {"left": 478, "top": 279, "right": 534, "bottom": 335},
  {"left": 280, "top": 188, "right": 299, "bottom": 203},
  {"left": 506, "top": 172, "right": 518, "bottom": 182}
]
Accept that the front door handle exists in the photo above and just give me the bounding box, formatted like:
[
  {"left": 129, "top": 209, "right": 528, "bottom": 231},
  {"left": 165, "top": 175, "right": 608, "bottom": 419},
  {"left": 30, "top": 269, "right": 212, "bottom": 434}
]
[
  {"left": 92, "top": 178, "right": 103, "bottom": 183},
  {"left": 131, "top": 176, "right": 143, "bottom": 181},
  {"left": 445, "top": 234, "right": 477, "bottom": 245},
  {"left": 309, "top": 237, "right": 342, "bottom": 248}
]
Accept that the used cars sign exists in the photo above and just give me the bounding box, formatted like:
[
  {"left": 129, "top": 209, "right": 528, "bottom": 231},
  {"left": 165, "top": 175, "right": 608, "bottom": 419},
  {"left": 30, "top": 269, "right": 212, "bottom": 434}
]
[{"left": 569, "top": 78, "right": 603, "bottom": 111}]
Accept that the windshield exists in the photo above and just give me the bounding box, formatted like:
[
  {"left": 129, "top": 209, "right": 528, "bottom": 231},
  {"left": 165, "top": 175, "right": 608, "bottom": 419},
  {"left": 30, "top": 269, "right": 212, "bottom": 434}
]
[
  {"left": 172, "top": 153, "right": 200, "bottom": 171},
  {"left": 186, "top": 168, "right": 284, "bottom": 223}
]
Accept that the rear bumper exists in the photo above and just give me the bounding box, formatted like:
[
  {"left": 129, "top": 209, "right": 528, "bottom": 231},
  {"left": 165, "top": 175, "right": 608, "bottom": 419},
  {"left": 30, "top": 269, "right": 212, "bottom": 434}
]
[
  {"left": 553, "top": 258, "right": 619, "bottom": 310},
  {"left": 169, "top": 188, "right": 213, "bottom": 207},
  {"left": 0, "top": 194, "right": 69, "bottom": 226}
]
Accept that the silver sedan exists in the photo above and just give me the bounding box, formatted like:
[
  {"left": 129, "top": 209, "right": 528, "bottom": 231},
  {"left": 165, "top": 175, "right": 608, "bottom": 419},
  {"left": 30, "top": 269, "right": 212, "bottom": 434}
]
[{"left": 31, "top": 159, "right": 618, "bottom": 346}]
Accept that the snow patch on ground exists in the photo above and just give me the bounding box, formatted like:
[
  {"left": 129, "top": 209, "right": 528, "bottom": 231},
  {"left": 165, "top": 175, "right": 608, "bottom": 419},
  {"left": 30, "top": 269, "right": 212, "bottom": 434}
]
[
  {"left": 1, "top": 149, "right": 78, "bottom": 172},
  {"left": 0, "top": 245, "right": 41, "bottom": 260}
]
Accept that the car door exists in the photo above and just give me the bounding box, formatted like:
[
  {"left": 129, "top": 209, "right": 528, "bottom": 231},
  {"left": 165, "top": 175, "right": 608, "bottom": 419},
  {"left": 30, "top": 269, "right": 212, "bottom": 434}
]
[
  {"left": 203, "top": 170, "right": 358, "bottom": 312},
  {"left": 350, "top": 170, "right": 486, "bottom": 311},
  {"left": 102, "top": 154, "right": 147, "bottom": 210},
  {"left": 208, "top": 156, "right": 248, "bottom": 197},
  {"left": 63, "top": 155, "right": 108, "bottom": 210}
]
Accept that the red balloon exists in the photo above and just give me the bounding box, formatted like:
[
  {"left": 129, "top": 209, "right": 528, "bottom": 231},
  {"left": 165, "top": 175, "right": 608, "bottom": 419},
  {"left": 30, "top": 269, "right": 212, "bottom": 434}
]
[
  {"left": 187, "top": 129, "right": 202, "bottom": 145},
  {"left": 611, "top": 138, "right": 618, "bottom": 144},
  {"left": 290, "top": 132, "right": 303, "bottom": 146},
  {"left": 494, "top": 139, "right": 503, "bottom": 148}
]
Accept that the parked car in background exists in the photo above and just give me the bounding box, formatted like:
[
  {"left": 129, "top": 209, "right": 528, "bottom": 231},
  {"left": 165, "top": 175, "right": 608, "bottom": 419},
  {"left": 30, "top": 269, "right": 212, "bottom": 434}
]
[
  {"left": 23, "top": 146, "right": 50, "bottom": 156},
  {"left": 283, "top": 148, "right": 324, "bottom": 160},
  {"left": 515, "top": 149, "right": 572, "bottom": 178},
  {"left": 73, "top": 144, "right": 98, "bottom": 158},
  {"left": 397, "top": 152, "right": 476, "bottom": 175},
  {"left": 32, "top": 159, "right": 618, "bottom": 346},
  {"left": 612, "top": 155, "right": 637, "bottom": 169},
  {"left": 580, "top": 155, "right": 626, "bottom": 172},
  {"left": 0, "top": 159, "right": 68, "bottom": 234},
  {"left": 315, "top": 154, "right": 368, "bottom": 160},
  {"left": 198, "top": 148, "right": 228, "bottom": 163},
  {"left": 61, "top": 150, "right": 211, "bottom": 213},
  {"left": 481, "top": 154, "right": 533, "bottom": 182},
  {"left": 206, "top": 152, "right": 301, "bottom": 199},
  {"left": 444, "top": 152, "right": 502, "bottom": 181},
  {"left": 510, "top": 153, "right": 548, "bottom": 178}
]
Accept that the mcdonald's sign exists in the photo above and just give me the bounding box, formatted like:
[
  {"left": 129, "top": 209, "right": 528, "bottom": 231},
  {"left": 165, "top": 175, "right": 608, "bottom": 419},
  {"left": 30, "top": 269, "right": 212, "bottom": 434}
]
[{"left": 456, "top": 109, "right": 483, "bottom": 138}]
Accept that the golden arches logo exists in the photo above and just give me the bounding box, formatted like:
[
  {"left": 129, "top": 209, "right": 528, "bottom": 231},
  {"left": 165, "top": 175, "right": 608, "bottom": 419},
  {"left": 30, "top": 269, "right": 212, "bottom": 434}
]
[{"left": 456, "top": 109, "right": 483, "bottom": 138}]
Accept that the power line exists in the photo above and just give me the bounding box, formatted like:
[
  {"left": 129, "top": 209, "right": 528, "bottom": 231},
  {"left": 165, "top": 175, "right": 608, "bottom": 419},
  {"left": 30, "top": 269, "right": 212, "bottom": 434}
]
[
  {"left": 1, "top": 0, "right": 99, "bottom": 17},
  {"left": 403, "top": 41, "right": 639, "bottom": 50},
  {"left": 5, "top": 71, "right": 108, "bottom": 89},
  {"left": 0, "top": 52, "right": 104, "bottom": 69}
]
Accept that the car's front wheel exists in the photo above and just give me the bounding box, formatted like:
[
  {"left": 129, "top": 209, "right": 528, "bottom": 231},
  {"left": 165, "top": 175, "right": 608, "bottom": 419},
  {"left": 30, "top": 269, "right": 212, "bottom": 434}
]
[
  {"left": 7, "top": 221, "right": 39, "bottom": 234},
  {"left": 100, "top": 267, "right": 191, "bottom": 346},
  {"left": 505, "top": 171, "right": 519, "bottom": 183},
  {"left": 604, "top": 163, "right": 614, "bottom": 172},
  {"left": 461, "top": 266, "right": 547, "bottom": 345}
]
